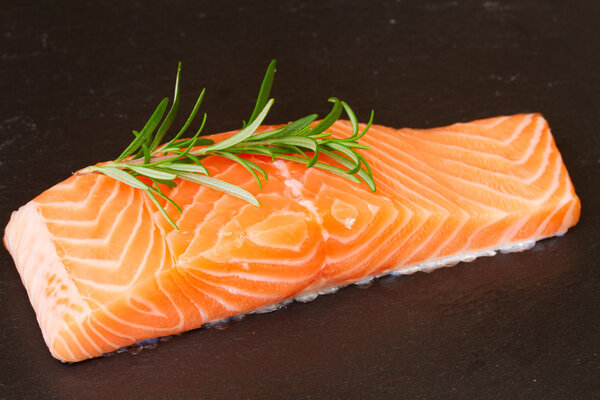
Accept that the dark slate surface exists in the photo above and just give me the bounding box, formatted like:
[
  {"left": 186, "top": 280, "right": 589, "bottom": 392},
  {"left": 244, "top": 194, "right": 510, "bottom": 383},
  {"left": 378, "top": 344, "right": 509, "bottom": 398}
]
[{"left": 1, "top": 1, "right": 599, "bottom": 399}]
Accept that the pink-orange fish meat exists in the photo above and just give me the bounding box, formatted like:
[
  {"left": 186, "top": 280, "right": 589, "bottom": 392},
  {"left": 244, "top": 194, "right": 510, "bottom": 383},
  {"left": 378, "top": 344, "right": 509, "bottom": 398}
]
[{"left": 4, "top": 114, "right": 580, "bottom": 362}]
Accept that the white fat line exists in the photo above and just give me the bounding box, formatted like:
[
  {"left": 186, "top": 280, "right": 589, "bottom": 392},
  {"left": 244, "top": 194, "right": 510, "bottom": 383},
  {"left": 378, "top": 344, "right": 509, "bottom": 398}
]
[
  {"left": 383, "top": 136, "right": 544, "bottom": 204},
  {"left": 396, "top": 114, "right": 534, "bottom": 146},
  {"left": 324, "top": 205, "right": 400, "bottom": 263},
  {"left": 81, "top": 295, "right": 103, "bottom": 310},
  {"left": 533, "top": 202, "right": 565, "bottom": 239},
  {"left": 170, "top": 271, "right": 208, "bottom": 321},
  {"left": 175, "top": 193, "right": 224, "bottom": 238},
  {"left": 366, "top": 178, "right": 429, "bottom": 217},
  {"left": 61, "top": 326, "right": 94, "bottom": 360},
  {"left": 69, "top": 228, "right": 158, "bottom": 292},
  {"left": 356, "top": 148, "right": 463, "bottom": 210},
  {"left": 54, "top": 334, "right": 77, "bottom": 362},
  {"left": 531, "top": 156, "right": 562, "bottom": 207},
  {"left": 178, "top": 194, "right": 237, "bottom": 253},
  {"left": 71, "top": 277, "right": 133, "bottom": 292},
  {"left": 100, "top": 306, "right": 177, "bottom": 333},
  {"left": 49, "top": 187, "right": 136, "bottom": 245},
  {"left": 388, "top": 118, "right": 548, "bottom": 182},
  {"left": 189, "top": 275, "right": 278, "bottom": 304},
  {"left": 397, "top": 124, "right": 549, "bottom": 189},
  {"left": 195, "top": 239, "right": 322, "bottom": 267},
  {"left": 84, "top": 316, "right": 120, "bottom": 349},
  {"left": 191, "top": 162, "right": 252, "bottom": 194},
  {"left": 126, "top": 295, "right": 166, "bottom": 317},
  {"left": 70, "top": 318, "right": 106, "bottom": 355},
  {"left": 376, "top": 155, "right": 502, "bottom": 214},
  {"left": 61, "top": 192, "right": 146, "bottom": 270},
  {"left": 156, "top": 275, "right": 184, "bottom": 331},
  {"left": 417, "top": 117, "right": 545, "bottom": 180},
  {"left": 362, "top": 117, "right": 526, "bottom": 163},
  {"left": 376, "top": 206, "right": 448, "bottom": 268},
  {"left": 159, "top": 239, "right": 176, "bottom": 273},
  {"left": 559, "top": 199, "right": 579, "bottom": 234},
  {"left": 49, "top": 193, "right": 133, "bottom": 245},
  {"left": 502, "top": 114, "right": 536, "bottom": 145},
  {"left": 522, "top": 133, "right": 553, "bottom": 184},
  {"left": 325, "top": 224, "right": 365, "bottom": 245},
  {"left": 532, "top": 176, "right": 573, "bottom": 237},
  {"left": 513, "top": 116, "right": 545, "bottom": 164},
  {"left": 388, "top": 137, "right": 521, "bottom": 165},
  {"left": 489, "top": 157, "right": 562, "bottom": 246},
  {"left": 364, "top": 125, "right": 540, "bottom": 207},
  {"left": 498, "top": 214, "right": 532, "bottom": 247},
  {"left": 246, "top": 210, "right": 309, "bottom": 251},
  {"left": 164, "top": 162, "right": 241, "bottom": 222},
  {"left": 467, "top": 115, "right": 510, "bottom": 128},
  {"left": 179, "top": 264, "right": 311, "bottom": 283},
  {"left": 61, "top": 256, "right": 122, "bottom": 269},
  {"left": 284, "top": 178, "right": 303, "bottom": 197},
  {"left": 34, "top": 177, "right": 103, "bottom": 208},
  {"left": 429, "top": 209, "right": 472, "bottom": 259},
  {"left": 331, "top": 203, "right": 428, "bottom": 278},
  {"left": 313, "top": 190, "right": 387, "bottom": 245},
  {"left": 356, "top": 201, "right": 427, "bottom": 272},
  {"left": 176, "top": 274, "right": 239, "bottom": 321},
  {"left": 491, "top": 158, "right": 562, "bottom": 244},
  {"left": 54, "top": 176, "right": 79, "bottom": 190},
  {"left": 249, "top": 211, "right": 307, "bottom": 231},
  {"left": 386, "top": 204, "right": 451, "bottom": 268},
  {"left": 41, "top": 183, "right": 122, "bottom": 227},
  {"left": 122, "top": 222, "right": 161, "bottom": 287},
  {"left": 330, "top": 124, "right": 502, "bottom": 214},
  {"left": 184, "top": 276, "right": 239, "bottom": 312},
  {"left": 465, "top": 212, "right": 514, "bottom": 251},
  {"left": 89, "top": 312, "right": 134, "bottom": 343}
]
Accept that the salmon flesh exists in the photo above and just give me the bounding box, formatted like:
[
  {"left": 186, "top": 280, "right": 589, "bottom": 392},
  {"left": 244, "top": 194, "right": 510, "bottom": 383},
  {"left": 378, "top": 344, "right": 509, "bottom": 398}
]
[{"left": 4, "top": 114, "right": 581, "bottom": 362}]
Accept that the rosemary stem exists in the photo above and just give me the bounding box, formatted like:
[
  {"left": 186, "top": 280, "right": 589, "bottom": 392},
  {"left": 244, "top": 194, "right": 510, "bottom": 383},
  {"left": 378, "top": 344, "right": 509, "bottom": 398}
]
[{"left": 75, "top": 60, "right": 375, "bottom": 230}]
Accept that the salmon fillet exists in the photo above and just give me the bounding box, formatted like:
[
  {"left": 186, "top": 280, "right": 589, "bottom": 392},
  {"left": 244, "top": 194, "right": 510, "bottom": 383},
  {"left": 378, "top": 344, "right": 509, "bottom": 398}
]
[{"left": 4, "top": 113, "right": 580, "bottom": 362}]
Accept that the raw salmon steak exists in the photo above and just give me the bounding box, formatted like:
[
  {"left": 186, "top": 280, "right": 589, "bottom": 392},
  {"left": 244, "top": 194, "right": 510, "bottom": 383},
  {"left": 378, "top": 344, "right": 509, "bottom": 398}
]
[{"left": 4, "top": 113, "right": 580, "bottom": 362}]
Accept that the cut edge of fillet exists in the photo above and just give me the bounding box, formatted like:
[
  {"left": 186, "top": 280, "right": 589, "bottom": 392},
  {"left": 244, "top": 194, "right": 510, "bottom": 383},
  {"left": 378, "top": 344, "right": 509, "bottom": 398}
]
[{"left": 4, "top": 202, "right": 91, "bottom": 361}]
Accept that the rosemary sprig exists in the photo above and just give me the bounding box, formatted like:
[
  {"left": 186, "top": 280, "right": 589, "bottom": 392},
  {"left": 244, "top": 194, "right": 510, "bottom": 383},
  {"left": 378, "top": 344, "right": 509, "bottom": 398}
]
[{"left": 78, "top": 60, "right": 375, "bottom": 229}]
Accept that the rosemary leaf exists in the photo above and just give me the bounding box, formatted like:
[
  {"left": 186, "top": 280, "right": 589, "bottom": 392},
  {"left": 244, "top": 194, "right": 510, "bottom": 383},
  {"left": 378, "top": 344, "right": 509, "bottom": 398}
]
[
  {"left": 150, "top": 62, "right": 182, "bottom": 151},
  {"left": 321, "top": 149, "right": 376, "bottom": 191},
  {"left": 126, "top": 165, "right": 177, "bottom": 180},
  {"left": 83, "top": 60, "right": 376, "bottom": 229},
  {"left": 145, "top": 189, "right": 178, "bottom": 229},
  {"left": 91, "top": 166, "right": 148, "bottom": 189},
  {"left": 203, "top": 99, "right": 274, "bottom": 152},
  {"left": 216, "top": 152, "right": 264, "bottom": 189},
  {"left": 178, "top": 172, "right": 260, "bottom": 206},
  {"left": 160, "top": 89, "right": 206, "bottom": 151},
  {"left": 307, "top": 97, "right": 342, "bottom": 136},
  {"left": 160, "top": 163, "right": 209, "bottom": 174},
  {"left": 116, "top": 98, "right": 168, "bottom": 161},
  {"left": 246, "top": 59, "right": 276, "bottom": 128},
  {"left": 274, "top": 154, "right": 362, "bottom": 184},
  {"left": 270, "top": 137, "right": 317, "bottom": 151}
]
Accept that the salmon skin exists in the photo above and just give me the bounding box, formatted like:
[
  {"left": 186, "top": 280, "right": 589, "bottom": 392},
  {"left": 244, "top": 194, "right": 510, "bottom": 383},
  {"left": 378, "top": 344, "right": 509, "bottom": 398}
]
[{"left": 4, "top": 114, "right": 580, "bottom": 362}]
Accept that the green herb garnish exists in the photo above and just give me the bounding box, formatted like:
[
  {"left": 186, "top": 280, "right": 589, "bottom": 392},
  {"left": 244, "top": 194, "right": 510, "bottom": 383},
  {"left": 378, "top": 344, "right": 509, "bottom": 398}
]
[{"left": 78, "top": 60, "right": 375, "bottom": 229}]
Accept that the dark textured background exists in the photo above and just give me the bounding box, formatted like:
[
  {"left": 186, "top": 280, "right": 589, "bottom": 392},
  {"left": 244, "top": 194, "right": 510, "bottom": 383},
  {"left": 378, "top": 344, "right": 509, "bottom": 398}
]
[{"left": 1, "top": 1, "right": 599, "bottom": 399}]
